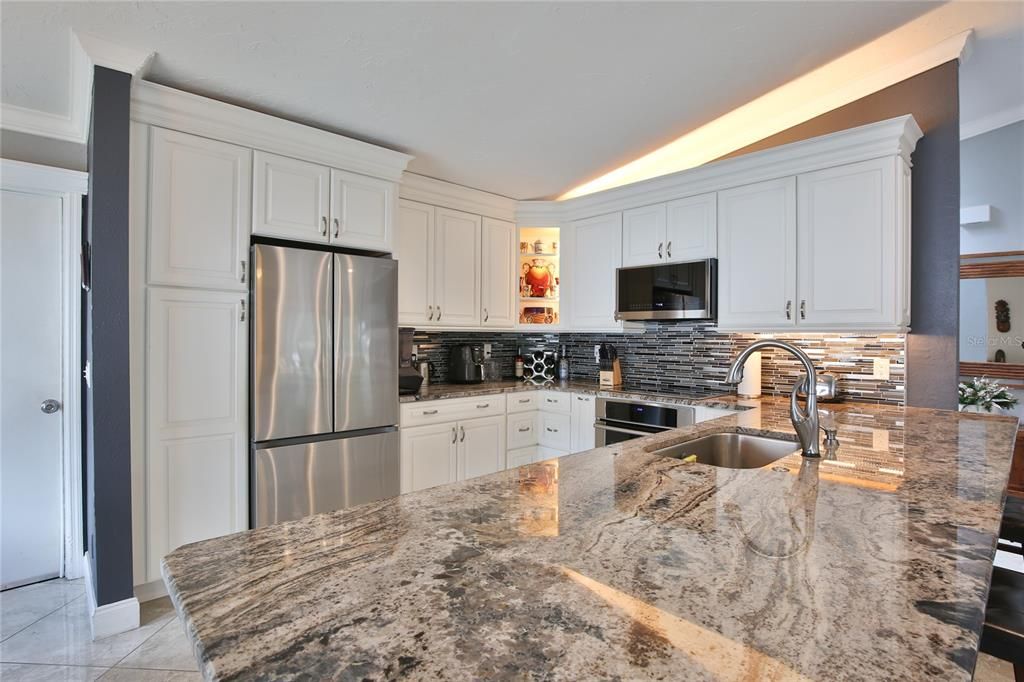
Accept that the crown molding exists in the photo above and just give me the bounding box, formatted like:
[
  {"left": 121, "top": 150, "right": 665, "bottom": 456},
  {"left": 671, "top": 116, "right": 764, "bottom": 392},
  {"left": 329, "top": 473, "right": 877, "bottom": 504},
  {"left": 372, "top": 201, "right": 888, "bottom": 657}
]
[
  {"left": 0, "top": 30, "right": 91, "bottom": 144},
  {"left": 536, "top": 115, "right": 922, "bottom": 222},
  {"left": 960, "top": 104, "right": 1024, "bottom": 141},
  {"left": 399, "top": 172, "right": 516, "bottom": 221},
  {"left": 1, "top": 158, "right": 88, "bottom": 194},
  {"left": 75, "top": 31, "right": 155, "bottom": 77},
  {"left": 131, "top": 81, "right": 413, "bottom": 182}
]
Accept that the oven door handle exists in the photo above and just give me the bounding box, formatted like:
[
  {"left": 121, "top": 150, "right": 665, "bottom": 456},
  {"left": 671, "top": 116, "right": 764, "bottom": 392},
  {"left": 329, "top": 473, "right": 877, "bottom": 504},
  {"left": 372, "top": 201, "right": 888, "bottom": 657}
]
[{"left": 594, "top": 422, "right": 661, "bottom": 438}]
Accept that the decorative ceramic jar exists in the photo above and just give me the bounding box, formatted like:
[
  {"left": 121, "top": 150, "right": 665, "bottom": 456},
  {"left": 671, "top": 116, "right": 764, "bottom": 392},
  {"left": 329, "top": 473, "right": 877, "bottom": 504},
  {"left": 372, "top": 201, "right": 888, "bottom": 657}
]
[{"left": 525, "top": 259, "right": 552, "bottom": 297}]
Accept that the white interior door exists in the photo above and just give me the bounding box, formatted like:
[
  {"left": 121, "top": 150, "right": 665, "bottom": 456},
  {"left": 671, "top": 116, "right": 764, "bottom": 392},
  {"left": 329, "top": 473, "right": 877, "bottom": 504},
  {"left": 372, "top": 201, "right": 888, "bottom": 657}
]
[{"left": 1, "top": 189, "right": 64, "bottom": 589}]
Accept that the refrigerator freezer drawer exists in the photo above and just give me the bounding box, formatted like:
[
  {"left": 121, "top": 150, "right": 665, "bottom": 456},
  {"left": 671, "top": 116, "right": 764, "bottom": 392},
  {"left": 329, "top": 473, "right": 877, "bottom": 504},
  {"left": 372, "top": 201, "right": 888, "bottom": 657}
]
[{"left": 252, "top": 430, "right": 399, "bottom": 527}]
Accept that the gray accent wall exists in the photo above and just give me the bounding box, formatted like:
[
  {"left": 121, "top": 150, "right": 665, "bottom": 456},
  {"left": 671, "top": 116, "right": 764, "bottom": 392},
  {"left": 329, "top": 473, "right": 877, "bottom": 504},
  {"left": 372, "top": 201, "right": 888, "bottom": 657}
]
[
  {"left": 719, "top": 62, "right": 961, "bottom": 410},
  {"left": 85, "top": 66, "right": 134, "bottom": 607}
]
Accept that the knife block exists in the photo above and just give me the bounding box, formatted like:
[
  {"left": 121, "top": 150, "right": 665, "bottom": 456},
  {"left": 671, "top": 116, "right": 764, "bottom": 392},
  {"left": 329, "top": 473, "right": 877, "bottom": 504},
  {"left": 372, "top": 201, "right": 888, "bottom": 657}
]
[{"left": 599, "top": 359, "right": 622, "bottom": 387}]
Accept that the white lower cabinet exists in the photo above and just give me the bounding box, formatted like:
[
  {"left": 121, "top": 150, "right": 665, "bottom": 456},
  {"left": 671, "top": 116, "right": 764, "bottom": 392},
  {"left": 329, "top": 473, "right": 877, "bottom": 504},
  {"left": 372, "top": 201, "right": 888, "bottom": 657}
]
[
  {"left": 145, "top": 288, "right": 247, "bottom": 578},
  {"left": 571, "top": 394, "right": 596, "bottom": 452},
  {"left": 459, "top": 415, "right": 506, "bottom": 480},
  {"left": 400, "top": 422, "right": 458, "bottom": 494},
  {"left": 538, "top": 412, "right": 571, "bottom": 451}
]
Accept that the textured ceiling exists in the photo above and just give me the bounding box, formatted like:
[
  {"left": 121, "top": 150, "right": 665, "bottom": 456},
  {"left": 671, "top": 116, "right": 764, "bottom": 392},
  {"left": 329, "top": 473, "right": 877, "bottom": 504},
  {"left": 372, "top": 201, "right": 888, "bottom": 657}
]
[{"left": 0, "top": 1, "right": 964, "bottom": 198}]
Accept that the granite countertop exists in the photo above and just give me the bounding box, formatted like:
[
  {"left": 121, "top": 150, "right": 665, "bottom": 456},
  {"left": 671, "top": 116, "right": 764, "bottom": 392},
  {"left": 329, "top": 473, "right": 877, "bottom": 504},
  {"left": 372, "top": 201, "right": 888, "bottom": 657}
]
[
  {"left": 162, "top": 396, "right": 1019, "bottom": 681},
  {"left": 401, "top": 379, "right": 730, "bottom": 405}
]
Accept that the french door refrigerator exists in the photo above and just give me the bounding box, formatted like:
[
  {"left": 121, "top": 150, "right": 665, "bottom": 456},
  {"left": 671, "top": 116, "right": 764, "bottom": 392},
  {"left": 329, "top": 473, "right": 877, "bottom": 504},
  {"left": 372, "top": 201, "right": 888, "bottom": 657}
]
[{"left": 250, "top": 243, "right": 399, "bottom": 527}]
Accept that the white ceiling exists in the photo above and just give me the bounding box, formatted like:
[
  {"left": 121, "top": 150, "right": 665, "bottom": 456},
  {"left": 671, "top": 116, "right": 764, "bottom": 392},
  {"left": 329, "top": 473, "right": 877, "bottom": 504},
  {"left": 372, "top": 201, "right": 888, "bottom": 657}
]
[{"left": 1, "top": 2, "right": 1019, "bottom": 199}]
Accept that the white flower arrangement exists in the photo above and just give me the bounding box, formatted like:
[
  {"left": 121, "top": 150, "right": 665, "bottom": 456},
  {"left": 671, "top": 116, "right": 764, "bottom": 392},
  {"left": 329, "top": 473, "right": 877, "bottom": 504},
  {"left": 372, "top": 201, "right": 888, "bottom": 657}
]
[{"left": 958, "top": 376, "right": 1019, "bottom": 412}]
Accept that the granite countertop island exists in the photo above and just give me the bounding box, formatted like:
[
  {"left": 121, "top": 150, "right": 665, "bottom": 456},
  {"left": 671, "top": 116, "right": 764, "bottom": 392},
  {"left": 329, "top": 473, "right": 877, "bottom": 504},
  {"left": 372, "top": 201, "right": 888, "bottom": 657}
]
[{"left": 163, "top": 395, "right": 1018, "bottom": 681}]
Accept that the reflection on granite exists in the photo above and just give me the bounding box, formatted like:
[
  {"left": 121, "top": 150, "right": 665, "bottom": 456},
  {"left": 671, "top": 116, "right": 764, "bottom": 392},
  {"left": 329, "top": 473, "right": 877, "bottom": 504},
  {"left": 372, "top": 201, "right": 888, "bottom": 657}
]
[
  {"left": 401, "top": 379, "right": 731, "bottom": 406},
  {"left": 163, "top": 397, "right": 1018, "bottom": 681}
]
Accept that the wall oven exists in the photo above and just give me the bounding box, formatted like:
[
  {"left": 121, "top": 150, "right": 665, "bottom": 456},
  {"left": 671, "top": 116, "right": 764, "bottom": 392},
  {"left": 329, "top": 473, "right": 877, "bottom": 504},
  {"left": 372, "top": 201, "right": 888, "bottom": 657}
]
[
  {"left": 594, "top": 397, "right": 696, "bottom": 446},
  {"left": 615, "top": 258, "right": 716, "bottom": 321}
]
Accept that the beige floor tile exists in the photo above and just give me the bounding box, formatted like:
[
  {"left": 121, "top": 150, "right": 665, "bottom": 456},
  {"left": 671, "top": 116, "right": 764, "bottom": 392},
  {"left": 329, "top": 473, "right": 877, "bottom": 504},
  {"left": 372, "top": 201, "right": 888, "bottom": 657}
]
[
  {"left": 0, "top": 598, "right": 165, "bottom": 668},
  {"left": 115, "top": 620, "right": 198, "bottom": 673},
  {"left": 98, "top": 669, "right": 202, "bottom": 681},
  {"left": 0, "top": 662, "right": 108, "bottom": 681},
  {"left": 138, "top": 598, "right": 176, "bottom": 630},
  {"left": 1, "top": 581, "right": 88, "bottom": 641},
  {"left": 975, "top": 653, "right": 1016, "bottom": 682}
]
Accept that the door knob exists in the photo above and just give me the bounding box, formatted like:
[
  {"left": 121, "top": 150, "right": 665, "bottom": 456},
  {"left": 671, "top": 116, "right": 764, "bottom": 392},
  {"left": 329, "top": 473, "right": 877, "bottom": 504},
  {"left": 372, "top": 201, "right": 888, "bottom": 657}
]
[{"left": 40, "top": 399, "right": 61, "bottom": 414}]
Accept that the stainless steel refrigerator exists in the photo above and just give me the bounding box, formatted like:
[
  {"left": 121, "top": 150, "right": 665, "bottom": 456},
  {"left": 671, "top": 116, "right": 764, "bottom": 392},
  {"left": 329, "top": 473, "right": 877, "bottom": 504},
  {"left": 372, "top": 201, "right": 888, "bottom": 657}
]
[{"left": 250, "top": 243, "right": 399, "bottom": 527}]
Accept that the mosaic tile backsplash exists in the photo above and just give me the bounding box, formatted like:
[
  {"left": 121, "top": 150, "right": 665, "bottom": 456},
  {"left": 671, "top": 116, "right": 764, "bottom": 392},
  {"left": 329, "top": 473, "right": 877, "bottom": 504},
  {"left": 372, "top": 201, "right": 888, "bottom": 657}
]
[{"left": 410, "top": 322, "right": 906, "bottom": 405}]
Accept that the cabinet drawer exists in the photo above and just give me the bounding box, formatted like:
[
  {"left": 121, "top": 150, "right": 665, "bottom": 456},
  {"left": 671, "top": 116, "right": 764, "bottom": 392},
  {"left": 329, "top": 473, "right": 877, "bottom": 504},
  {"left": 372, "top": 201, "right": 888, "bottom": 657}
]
[
  {"left": 507, "top": 411, "right": 539, "bottom": 449},
  {"left": 507, "top": 446, "right": 539, "bottom": 469},
  {"left": 401, "top": 394, "right": 506, "bottom": 427},
  {"left": 538, "top": 391, "right": 571, "bottom": 414},
  {"left": 508, "top": 392, "right": 540, "bottom": 413},
  {"left": 538, "top": 412, "right": 571, "bottom": 450}
]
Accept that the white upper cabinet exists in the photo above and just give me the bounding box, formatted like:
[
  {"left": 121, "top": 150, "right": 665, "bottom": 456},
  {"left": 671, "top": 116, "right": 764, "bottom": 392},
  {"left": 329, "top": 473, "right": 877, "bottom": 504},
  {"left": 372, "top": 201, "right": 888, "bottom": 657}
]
[
  {"left": 480, "top": 217, "right": 516, "bottom": 328},
  {"left": 797, "top": 158, "right": 898, "bottom": 329},
  {"left": 434, "top": 208, "right": 482, "bottom": 327},
  {"left": 621, "top": 192, "right": 716, "bottom": 267},
  {"left": 396, "top": 199, "right": 435, "bottom": 326},
  {"left": 148, "top": 128, "right": 251, "bottom": 291},
  {"left": 252, "top": 151, "right": 330, "bottom": 242},
  {"left": 329, "top": 169, "right": 393, "bottom": 252},
  {"left": 717, "top": 177, "right": 797, "bottom": 330},
  {"left": 570, "top": 212, "right": 623, "bottom": 329},
  {"left": 665, "top": 192, "right": 717, "bottom": 261},
  {"left": 622, "top": 204, "right": 667, "bottom": 266},
  {"left": 458, "top": 415, "right": 506, "bottom": 480}
]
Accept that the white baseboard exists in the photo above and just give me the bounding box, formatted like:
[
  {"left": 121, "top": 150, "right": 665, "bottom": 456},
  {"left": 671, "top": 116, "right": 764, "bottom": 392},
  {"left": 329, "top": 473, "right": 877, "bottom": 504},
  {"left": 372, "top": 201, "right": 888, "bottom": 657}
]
[
  {"left": 83, "top": 551, "right": 141, "bottom": 640},
  {"left": 134, "top": 577, "right": 169, "bottom": 603}
]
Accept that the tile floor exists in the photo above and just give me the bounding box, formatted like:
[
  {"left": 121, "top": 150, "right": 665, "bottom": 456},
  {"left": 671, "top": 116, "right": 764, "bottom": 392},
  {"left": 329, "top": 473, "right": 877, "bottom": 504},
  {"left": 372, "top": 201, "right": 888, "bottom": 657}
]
[
  {"left": 0, "top": 577, "right": 1017, "bottom": 680},
  {"left": 0, "top": 579, "right": 201, "bottom": 681}
]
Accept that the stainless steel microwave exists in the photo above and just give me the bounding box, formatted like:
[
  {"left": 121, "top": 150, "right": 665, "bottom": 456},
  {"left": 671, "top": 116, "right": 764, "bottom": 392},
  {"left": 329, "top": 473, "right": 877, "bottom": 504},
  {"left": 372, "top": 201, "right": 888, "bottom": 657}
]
[{"left": 614, "top": 258, "right": 716, "bottom": 321}]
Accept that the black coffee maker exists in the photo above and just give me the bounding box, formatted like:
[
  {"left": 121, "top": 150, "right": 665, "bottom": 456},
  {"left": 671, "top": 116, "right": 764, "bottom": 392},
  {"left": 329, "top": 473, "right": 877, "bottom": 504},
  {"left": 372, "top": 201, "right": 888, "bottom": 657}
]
[{"left": 448, "top": 345, "right": 485, "bottom": 384}]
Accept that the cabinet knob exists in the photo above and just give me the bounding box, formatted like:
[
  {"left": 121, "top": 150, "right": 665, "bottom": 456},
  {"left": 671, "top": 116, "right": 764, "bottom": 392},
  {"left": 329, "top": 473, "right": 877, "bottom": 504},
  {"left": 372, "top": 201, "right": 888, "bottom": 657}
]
[
  {"left": 40, "top": 399, "right": 61, "bottom": 415},
  {"left": 518, "top": 426, "right": 530, "bottom": 433},
  {"left": 423, "top": 409, "right": 438, "bottom": 415},
  {"left": 476, "top": 403, "right": 489, "bottom": 409}
]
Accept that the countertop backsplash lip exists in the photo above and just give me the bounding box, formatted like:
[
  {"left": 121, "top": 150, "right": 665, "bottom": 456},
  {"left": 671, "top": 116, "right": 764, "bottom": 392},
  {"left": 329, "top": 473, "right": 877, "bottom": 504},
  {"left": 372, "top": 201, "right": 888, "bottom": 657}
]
[
  {"left": 411, "top": 321, "right": 906, "bottom": 405},
  {"left": 163, "top": 394, "right": 1018, "bottom": 681}
]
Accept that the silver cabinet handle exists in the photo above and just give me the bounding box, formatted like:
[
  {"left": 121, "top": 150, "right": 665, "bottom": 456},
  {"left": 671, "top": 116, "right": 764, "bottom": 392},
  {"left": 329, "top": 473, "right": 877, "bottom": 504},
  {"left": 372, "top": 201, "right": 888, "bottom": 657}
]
[
  {"left": 483, "top": 308, "right": 489, "bottom": 322},
  {"left": 576, "top": 396, "right": 584, "bottom": 401},
  {"left": 333, "top": 217, "right": 340, "bottom": 238},
  {"left": 546, "top": 398, "right": 556, "bottom": 403},
  {"left": 459, "top": 426, "right": 466, "bottom": 442},
  {"left": 785, "top": 300, "right": 792, "bottom": 320},
  {"left": 240, "top": 260, "right": 246, "bottom": 283},
  {"left": 667, "top": 241, "right": 672, "bottom": 259},
  {"left": 476, "top": 403, "right": 489, "bottom": 409},
  {"left": 320, "top": 216, "right": 328, "bottom": 236},
  {"left": 40, "top": 399, "right": 61, "bottom": 414},
  {"left": 452, "top": 426, "right": 457, "bottom": 443},
  {"left": 546, "top": 427, "right": 558, "bottom": 433},
  {"left": 657, "top": 242, "right": 663, "bottom": 259},
  {"left": 427, "top": 305, "right": 434, "bottom": 321},
  {"left": 240, "top": 299, "right": 246, "bottom": 322},
  {"left": 437, "top": 307, "right": 441, "bottom": 321},
  {"left": 423, "top": 409, "right": 438, "bottom": 415},
  {"left": 518, "top": 426, "right": 531, "bottom": 432},
  {"left": 518, "top": 398, "right": 530, "bottom": 403},
  {"left": 800, "top": 300, "right": 806, "bottom": 320}
]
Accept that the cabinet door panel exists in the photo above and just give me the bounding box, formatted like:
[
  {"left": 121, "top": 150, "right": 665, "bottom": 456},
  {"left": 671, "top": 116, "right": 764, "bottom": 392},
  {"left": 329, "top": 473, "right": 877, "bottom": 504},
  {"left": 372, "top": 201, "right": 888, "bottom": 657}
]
[
  {"left": 622, "top": 204, "right": 666, "bottom": 266},
  {"left": 253, "top": 151, "right": 329, "bottom": 242},
  {"left": 330, "top": 169, "right": 393, "bottom": 252},
  {"left": 570, "top": 212, "right": 622, "bottom": 329},
  {"left": 570, "top": 394, "right": 596, "bottom": 452},
  {"left": 400, "top": 422, "right": 457, "bottom": 493},
  {"left": 148, "top": 288, "right": 246, "bottom": 439},
  {"left": 458, "top": 415, "right": 506, "bottom": 480},
  {"left": 797, "top": 159, "right": 895, "bottom": 327},
  {"left": 147, "top": 432, "right": 245, "bottom": 577},
  {"left": 148, "top": 128, "right": 251, "bottom": 290},
  {"left": 481, "top": 217, "right": 516, "bottom": 328},
  {"left": 665, "top": 192, "right": 716, "bottom": 262},
  {"left": 538, "top": 412, "right": 571, "bottom": 451},
  {"left": 396, "top": 200, "right": 435, "bottom": 326},
  {"left": 717, "top": 178, "right": 796, "bottom": 329},
  {"left": 434, "top": 208, "right": 481, "bottom": 326}
]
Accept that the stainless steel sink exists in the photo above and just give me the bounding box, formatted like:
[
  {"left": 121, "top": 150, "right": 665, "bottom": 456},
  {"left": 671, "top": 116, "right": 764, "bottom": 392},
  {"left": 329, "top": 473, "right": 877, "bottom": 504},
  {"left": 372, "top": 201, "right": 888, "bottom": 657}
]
[{"left": 653, "top": 433, "right": 800, "bottom": 469}]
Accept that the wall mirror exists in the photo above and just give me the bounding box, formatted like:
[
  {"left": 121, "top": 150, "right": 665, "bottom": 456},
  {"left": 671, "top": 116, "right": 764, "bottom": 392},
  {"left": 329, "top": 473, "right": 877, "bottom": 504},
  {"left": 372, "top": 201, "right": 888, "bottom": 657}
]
[{"left": 959, "top": 252, "right": 1024, "bottom": 385}]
